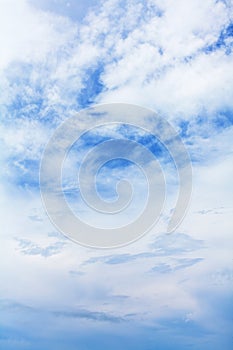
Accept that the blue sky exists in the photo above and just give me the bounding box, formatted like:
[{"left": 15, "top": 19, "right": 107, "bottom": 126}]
[{"left": 0, "top": 0, "right": 233, "bottom": 349}]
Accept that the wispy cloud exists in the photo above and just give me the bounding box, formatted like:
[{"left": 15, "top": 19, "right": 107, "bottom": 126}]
[
  {"left": 151, "top": 258, "right": 204, "bottom": 274},
  {"left": 52, "top": 309, "right": 124, "bottom": 323},
  {"left": 150, "top": 232, "right": 205, "bottom": 255},
  {"left": 83, "top": 232, "right": 204, "bottom": 265},
  {"left": 15, "top": 238, "right": 66, "bottom": 257}
]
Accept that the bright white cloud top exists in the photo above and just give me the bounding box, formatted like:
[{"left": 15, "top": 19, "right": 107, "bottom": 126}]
[{"left": 0, "top": 0, "right": 233, "bottom": 349}]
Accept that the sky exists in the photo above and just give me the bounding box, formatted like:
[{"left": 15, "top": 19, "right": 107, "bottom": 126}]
[{"left": 0, "top": 0, "right": 233, "bottom": 349}]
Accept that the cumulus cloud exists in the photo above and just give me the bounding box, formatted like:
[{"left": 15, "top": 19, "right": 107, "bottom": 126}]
[{"left": 0, "top": 0, "right": 75, "bottom": 70}]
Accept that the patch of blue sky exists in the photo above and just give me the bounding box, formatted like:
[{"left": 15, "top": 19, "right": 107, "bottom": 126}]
[
  {"left": 204, "top": 22, "right": 233, "bottom": 54},
  {"left": 200, "top": 286, "right": 233, "bottom": 319},
  {"left": 66, "top": 131, "right": 111, "bottom": 155},
  {"left": 178, "top": 109, "right": 233, "bottom": 145},
  {"left": 116, "top": 123, "right": 166, "bottom": 157},
  {"left": 62, "top": 122, "right": 176, "bottom": 205},
  {"left": 95, "top": 160, "right": 144, "bottom": 202},
  {"left": 213, "top": 109, "right": 233, "bottom": 129},
  {"left": 30, "top": 0, "right": 100, "bottom": 23},
  {"left": 178, "top": 120, "right": 190, "bottom": 139},
  {"left": 0, "top": 327, "right": 32, "bottom": 350},
  {"left": 3, "top": 157, "right": 40, "bottom": 190},
  {"left": 66, "top": 123, "right": 170, "bottom": 162},
  {"left": 157, "top": 315, "right": 212, "bottom": 337},
  {"left": 77, "top": 65, "right": 105, "bottom": 108},
  {"left": 109, "top": 124, "right": 166, "bottom": 158}
]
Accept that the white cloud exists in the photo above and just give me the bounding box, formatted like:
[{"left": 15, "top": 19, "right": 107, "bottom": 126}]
[
  {"left": 0, "top": 0, "right": 75, "bottom": 70},
  {"left": 0, "top": 0, "right": 233, "bottom": 342},
  {"left": 93, "top": 0, "right": 233, "bottom": 118}
]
